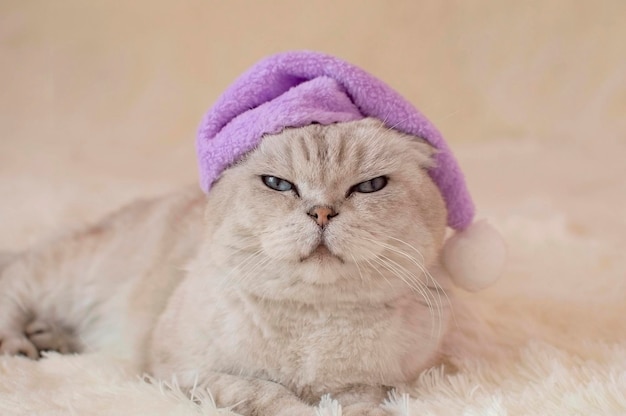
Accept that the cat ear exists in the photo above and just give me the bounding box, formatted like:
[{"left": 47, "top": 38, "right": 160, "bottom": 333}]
[
  {"left": 442, "top": 220, "right": 506, "bottom": 292},
  {"left": 406, "top": 137, "right": 438, "bottom": 169}
]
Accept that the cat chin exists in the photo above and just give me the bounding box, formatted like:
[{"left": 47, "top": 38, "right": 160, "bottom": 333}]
[
  {"left": 299, "top": 244, "right": 345, "bottom": 264},
  {"left": 297, "top": 260, "right": 346, "bottom": 285}
]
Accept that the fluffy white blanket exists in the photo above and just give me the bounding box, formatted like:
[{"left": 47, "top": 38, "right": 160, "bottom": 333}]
[{"left": 1, "top": 136, "right": 624, "bottom": 415}]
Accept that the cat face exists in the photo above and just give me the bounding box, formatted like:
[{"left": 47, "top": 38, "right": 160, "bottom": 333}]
[{"left": 202, "top": 118, "right": 447, "bottom": 298}]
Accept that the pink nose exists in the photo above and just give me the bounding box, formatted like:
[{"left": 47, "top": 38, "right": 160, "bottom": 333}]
[{"left": 307, "top": 206, "right": 338, "bottom": 227}]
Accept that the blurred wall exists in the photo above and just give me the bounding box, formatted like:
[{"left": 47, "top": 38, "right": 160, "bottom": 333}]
[
  {"left": 0, "top": 0, "right": 624, "bottom": 246},
  {"left": 2, "top": 1, "right": 624, "bottom": 147}
]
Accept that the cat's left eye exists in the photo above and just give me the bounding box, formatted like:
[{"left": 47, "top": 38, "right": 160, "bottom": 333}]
[
  {"left": 261, "top": 175, "right": 295, "bottom": 192},
  {"left": 350, "top": 176, "right": 388, "bottom": 195}
]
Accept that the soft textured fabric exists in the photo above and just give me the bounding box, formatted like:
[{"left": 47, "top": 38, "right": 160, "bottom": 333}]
[{"left": 196, "top": 51, "right": 474, "bottom": 230}]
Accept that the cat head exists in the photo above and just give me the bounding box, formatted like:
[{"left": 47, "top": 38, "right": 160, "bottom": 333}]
[
  {"left": 194, "top": 52, "right": 505, "bottom": 296},
  {"left": 200, "top": 118, "right": 448, "bottom": 301}
]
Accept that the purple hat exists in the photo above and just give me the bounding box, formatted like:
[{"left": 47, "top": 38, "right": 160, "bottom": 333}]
[{"left": 196, "top": 51, "right": 474, "bottom": 230}]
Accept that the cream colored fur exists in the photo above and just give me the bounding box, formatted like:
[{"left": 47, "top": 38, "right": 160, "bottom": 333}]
[{"left": 0, "top": 119, "right": 455, "bottom": 415}]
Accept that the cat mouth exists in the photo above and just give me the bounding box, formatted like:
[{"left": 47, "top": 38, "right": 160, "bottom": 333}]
[{"left": 300, "top": 243, "right": 344, "bottom": 263}]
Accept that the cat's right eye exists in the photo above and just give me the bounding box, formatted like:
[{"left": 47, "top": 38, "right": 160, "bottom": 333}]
[
  {"left": 348, "top": 176, "right": 388, "bottom": 196},
  {"left": 261, "top": 175, "right": 295, "bottom": 192}
]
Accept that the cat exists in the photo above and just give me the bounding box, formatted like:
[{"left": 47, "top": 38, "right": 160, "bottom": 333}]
[{"left": 0, "top": 118, "right": 454, "bottom": 415}]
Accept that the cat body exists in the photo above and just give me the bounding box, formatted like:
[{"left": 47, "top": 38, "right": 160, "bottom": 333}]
[
  {"left": 0, "top": 186, "right": 205, "bottom": 364},
  {"left": 0, "top": 119, "right": 453, "bottom": 415}
]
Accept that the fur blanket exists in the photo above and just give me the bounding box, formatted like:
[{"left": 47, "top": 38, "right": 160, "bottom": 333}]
[{"left": 1, "top": 136, "right": 625, "bottom": 415}]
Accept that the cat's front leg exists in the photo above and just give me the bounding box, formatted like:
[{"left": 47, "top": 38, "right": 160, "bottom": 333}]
[{"left": 195, "top": 371, "right": 318, "bottom": 416}]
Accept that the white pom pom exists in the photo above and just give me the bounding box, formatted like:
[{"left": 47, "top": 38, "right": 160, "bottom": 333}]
[{"left": 442, "top": 220, "right": 506, "bottom": 292}]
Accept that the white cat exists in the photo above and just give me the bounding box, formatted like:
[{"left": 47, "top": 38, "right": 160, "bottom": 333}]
[{"left": 0, "top": 118, "right": 454, "bottom": 415}]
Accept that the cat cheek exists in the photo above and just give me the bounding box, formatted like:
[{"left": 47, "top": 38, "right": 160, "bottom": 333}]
[
  {"left": 330, "top": 233, "right": 375, "bottom": 261},
  {"left": 260, "top": 222, "right": 317, "bottom": 261}
]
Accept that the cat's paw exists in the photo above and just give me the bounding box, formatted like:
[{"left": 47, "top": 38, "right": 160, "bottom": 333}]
[
  {"left": 342, "top": 403, "right": 390, "bottom": 416},
  {"left": 0, "top": 320, "right": 77, "bottom": 359},
  {"left": 24, "top": 320, "right": 77, "bottom": 355},
  {"left": 0, "top": 331, "right": 39, "bottom": 359}
]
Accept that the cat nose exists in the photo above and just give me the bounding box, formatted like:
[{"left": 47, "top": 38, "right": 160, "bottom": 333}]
[{"left": 307, "top": 206, "right": 338, "bottom": 227}]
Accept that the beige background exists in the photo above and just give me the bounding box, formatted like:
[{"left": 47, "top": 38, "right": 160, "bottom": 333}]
[
  {"left": 2, "top": 2, "right": 626, "bottom": 412},
  {"left": 1, "top": 0, "right": 625, "bottom": 250}
]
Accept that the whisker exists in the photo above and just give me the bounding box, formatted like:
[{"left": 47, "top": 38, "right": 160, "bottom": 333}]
[
  {"left": 363, "top": 237, "right": 442, "bottom": 307},
  {"left": 350, "top": 253, "right": 366, "bottom": 285},
  {"left": 362, "top": 237, "right": 445, "bottom": 340},
  {"left": 383, "top": 235, "right": 457, "bottom": 329},
  {"left": 370, "top": 239, "right": 443, "bottom": 317},
  {"left": 372, "top": 255, "right": 439, "bottom": 340},
  {"left": 371, "top": 255, "right": 431, "bottom": 304},
  {"left": 217, "top": 249, "right": 264, "bottom": 289},
  {"left": 233, "top": 254, "right": 272, "bottom": 287},
  {"left": 363, "top": 257, "right": 394, "bottom": 290}
]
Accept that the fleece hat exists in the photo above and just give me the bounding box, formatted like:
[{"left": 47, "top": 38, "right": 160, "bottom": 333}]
[{"left": 196, "top": 51, "right": 505, "bottom": 291}]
